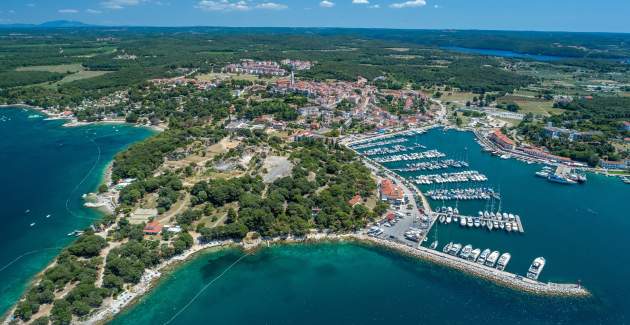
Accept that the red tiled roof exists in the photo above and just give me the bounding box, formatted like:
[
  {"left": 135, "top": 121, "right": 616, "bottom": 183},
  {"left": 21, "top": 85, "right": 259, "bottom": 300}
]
[
  {"left": 380, "top": 179, "right": 404, "bottom": 200},
  {"left": 144, "top": 221, "right": 162, "bottom": 235},
  {"left": 348, "top": 194, "right": 362, "bottom": 206}
]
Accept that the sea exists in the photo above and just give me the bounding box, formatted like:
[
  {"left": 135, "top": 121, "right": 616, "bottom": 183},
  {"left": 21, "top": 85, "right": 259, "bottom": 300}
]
[
  {"left": 112, "top": 128, "right": 629, "bottom": 325},
  {"left": 0, "top": 107, "right": 154, "bottom": 316}
]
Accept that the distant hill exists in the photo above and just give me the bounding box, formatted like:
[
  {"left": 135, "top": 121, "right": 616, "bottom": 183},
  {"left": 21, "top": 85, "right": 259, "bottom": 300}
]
[{"left": 0, "top": 20, "right": 94, "bottom": 29}]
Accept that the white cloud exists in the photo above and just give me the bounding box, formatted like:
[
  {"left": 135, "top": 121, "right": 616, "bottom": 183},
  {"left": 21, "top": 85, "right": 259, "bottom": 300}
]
[
  {"left": 58, "top": 9, "right": 79, "bottom": 14},
  {"left": 101, "top": 0, "right": 144, "bottom": 10},
  {"left": 320, "top": 0, "right": 334, "bottom": 8},
  {"left": 256, "top": 2, "right": 288, "bottom": 10},
  {"left": 369, "top": 4, "right": 380, "bottom": 8},
  {"left": 196, "top": 0, "right": 251, "bottom": 11},
  {"left": 352, "top": 0, "right": 369, "bottom": 4},
  {"left": 86, "top": 9, "right": 103, "bottom": 14},
  {"left": 389, "top": 0, "right": 426, "bottom": 8}
]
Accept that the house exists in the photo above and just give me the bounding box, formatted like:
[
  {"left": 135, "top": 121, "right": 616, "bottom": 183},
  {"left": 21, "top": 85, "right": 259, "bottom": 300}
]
[
  {"left": 622, "top": 121, "right": 630, "bottom": 132},
  {"left": 144, "top": 221, "right": 163, "bottom": 235},
  {"left": 380, "top": 179, "right": 404, "bottom": 204},
  {"left": 348, "top": 194, "right": 362, "bottom": 207}
]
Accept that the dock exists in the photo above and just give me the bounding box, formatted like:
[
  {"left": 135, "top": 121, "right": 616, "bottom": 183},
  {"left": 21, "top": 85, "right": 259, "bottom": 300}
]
[{"left": 434, "top": 212, "right": 525, "bottom": 233}]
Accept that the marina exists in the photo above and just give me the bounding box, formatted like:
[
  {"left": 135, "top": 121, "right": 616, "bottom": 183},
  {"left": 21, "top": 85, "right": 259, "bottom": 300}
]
[
  {"left": 341, "top": 127, "right": 595, "bottom": 298},
  {"left": 391, "top": 159, "right": 469, "bottom": 172},
  {"left": 412, "top": 170, "right": 488, "bottom": 185},
  {"left": 425, "top": 187, "right": 499, "bottom": 200},
  {"left": 370, "top": 149, "right": 446, "bottom": 163}
]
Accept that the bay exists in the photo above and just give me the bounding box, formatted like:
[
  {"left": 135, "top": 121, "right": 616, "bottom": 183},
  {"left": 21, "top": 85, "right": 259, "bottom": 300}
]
[
  {"left": 0, "top": 107, "right": 154, "bottom": 315},
  {"left": 112, "top": 128, "right": 628, "bottom": 324}
]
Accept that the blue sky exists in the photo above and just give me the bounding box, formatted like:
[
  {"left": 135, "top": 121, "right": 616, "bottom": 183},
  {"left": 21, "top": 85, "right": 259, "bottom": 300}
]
[{"left": 0, "top": 0, "right": 629, "bottom": 33}]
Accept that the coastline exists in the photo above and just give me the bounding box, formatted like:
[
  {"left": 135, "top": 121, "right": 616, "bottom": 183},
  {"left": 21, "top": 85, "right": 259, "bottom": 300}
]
[{"left": 86, "top": 231, "right": 591, "bottom": 324}]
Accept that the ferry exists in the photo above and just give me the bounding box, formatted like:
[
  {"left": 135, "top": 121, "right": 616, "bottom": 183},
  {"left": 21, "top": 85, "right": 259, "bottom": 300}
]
[
  {"left": 460, "top": 244, "right": 473, "bottom": 259},
  {"left": 527, "top": 257, "right": 546, "bottom": 280},
  {"left": 496, "top": 253, "right": 511, "bottom": 271},
  {"left": 477, "top": 249, "right": 491, "bottom": 265},
  {"left": 469, "top": 248, "right": 481, "bottom": 262},
  {"left": 485, "top": 251, "right": 500, "bottom": 267}
]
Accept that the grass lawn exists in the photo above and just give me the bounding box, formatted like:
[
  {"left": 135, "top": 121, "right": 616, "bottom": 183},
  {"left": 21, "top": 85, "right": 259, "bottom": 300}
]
[
  {"left": 499, "top": 95, "right": 564, "bottom": 116},
  {"left": 16, "top": 63, "right": 83, "bottom": 73}
]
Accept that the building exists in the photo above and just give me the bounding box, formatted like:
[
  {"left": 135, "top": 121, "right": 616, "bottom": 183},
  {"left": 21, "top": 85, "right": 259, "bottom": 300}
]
[
  {"left": 488, "top": 129, "right": 515, "bottom": 150},
  {"left": 542, "top": 126, "right": 600, "bottom": 141},
  {"left": 379, "top": 179, "right": 404, "bottom": 204},
  {"left": 348, "top": 194, "right": 362, "bottom": 207},
  {"left": 600, "top": 159, "right": 629, "bottom": 170},
  {"left": 144, "top": 221, "right": 163, "bottom": 235},
  {"left": 622, "top": 121, "right": 630, "bottom": 132}
]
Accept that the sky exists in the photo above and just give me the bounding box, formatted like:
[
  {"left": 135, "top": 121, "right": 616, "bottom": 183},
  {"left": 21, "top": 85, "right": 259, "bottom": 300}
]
[{"left": 0, "top": 0, "right": 629, "bottom": 33}]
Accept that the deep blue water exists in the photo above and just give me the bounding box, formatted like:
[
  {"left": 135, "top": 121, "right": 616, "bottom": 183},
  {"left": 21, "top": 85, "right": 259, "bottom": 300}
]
[
  {"left": 112, "top": 128, "right": 629, "bottom": 324},
  {"left": 442, "top": 46, "right": 566, "bottom": 62},
  {"left": 0, "top": 107, "right": 153, "bottom": 315}
]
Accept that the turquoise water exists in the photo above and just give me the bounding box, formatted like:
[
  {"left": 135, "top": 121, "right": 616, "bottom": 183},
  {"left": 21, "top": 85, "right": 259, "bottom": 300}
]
[
  {"left": 112, "top": 128, "right": 628, "bottom": 324},
  {"left": 0, "top": 107, "right": 153, "bottom": 315}
]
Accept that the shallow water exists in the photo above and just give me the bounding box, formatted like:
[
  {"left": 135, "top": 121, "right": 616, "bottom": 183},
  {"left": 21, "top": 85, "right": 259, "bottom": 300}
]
[{"left": 0, "top": 107, "right": 153, "bottom": 315}]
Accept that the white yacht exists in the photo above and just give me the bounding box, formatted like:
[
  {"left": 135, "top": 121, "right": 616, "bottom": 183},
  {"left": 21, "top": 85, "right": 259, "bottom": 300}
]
[
  {"left": 477, "top": 249, "right": 491, "bottom": 265},
  {"left": 496, "top": 253, "right": 511, "bottom": 271},
  {"left": 469, "top": 248, "right": 481, "bottom": 262},
  {"left": 460, "top": 244, "right": 473, "bottom": 259},
  {"left": 485, "top": 251, "right": 500, "bottom": 267},
  {"left": 527, "top": 257, "right": 546, "bottom": 280}
]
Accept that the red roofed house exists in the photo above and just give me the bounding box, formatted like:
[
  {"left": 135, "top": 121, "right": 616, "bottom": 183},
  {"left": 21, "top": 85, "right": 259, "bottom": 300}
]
[
  {"left": 489, "top": 129, "right": 515, "bottom": 150},
  {"left": 144, "top": 221, "right": 163, "bottom": 235},
  {"left": 348, "top": 194, "right": 362, "bottom": 207},
  {"left": 380, "top": 179, "right": 404, "bottom": 204}
]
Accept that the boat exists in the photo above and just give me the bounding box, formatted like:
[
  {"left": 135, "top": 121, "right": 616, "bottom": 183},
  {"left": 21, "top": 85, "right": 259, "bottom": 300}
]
[
  {"left": 446, "top": 215, "right": 452, "bottom": 224},
  {"left": 535, "top": 170, "right": 550, "bottom": 178},
  {"left": 25, "top": 209, "right": 30, "bottom": 214},
  {"left": 506, "top": 223, "right": 512, "bottom": 232},
  {"left": 487, "top": 222, "right": 493, "bottom": 231},
  {"left": 547, "top": 173, "right": 577, "bottom": 185},
  {"left": 460, "top": 244, "right": 473, "bottom": 259},
  {"left": 527, "top": 257, "right": 546, "bottom": 280},
  {"left": 480, "top": 219, "right": 486, "bottom": 227},
  {"left": 439, "top": 215, "right": 446, "bottom": 223},
  {"left": 45, "top": 214, "right": 51, "bottom": 218},
  {"left": 474, "top": 218, "right": 480, "bottom": 227},
  {"left": 460, "top": 217, "right": 467, "bottom": 227},
  {"left": 499, "top": 222, "right": 505, "bottom": 230},
  {"left": 477, "top": 249, "right": 491, "bottom": 265},
  {"left": 449, "top": 243, "right": 462, "bottom": 256},
  {"left": 622, "top": 176, "right": 630, "bottom": 184},
  {"left": 469, "top": 248, "right": 481, "bottom": 262},
  {"left": 466, "top": 217, "right": 473, "bottom": 227},
  {"left": 496, "top": 253, "right": 511, "bottom": 271},
  {"left": 485, "top": 251, "right": 500, "bottom": 267},
  {"left": 67, "top": 230, "right": 84, "bottom": 237},
  {"left": 29, "top": 222, "right": 35, "bottom": 227},
  {"left": 493, "top": 221, "right": 499, "bottom": 228},
  {"left": 430, "top": 241, "right": 439, "bottom": 249},
  {"left": 443, "top": 242, "right": 453, "bottom": 253}
]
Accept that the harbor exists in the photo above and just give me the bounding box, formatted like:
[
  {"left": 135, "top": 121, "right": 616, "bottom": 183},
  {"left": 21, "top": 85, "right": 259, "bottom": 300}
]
[{"left": 343, "top": 127, "right": 592, "bottom": 297}]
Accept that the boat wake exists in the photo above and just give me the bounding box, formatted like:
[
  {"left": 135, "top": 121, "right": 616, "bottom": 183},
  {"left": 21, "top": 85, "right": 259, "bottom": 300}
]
[
  {"left": 163, "top": 252, "right": 251, "bottom": 325},
  {"left": 64, "top": 133, "right": 102, "bottom": 220},
  {"left": 0, "top": 246, "right": 64, "bottom": 273}
]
